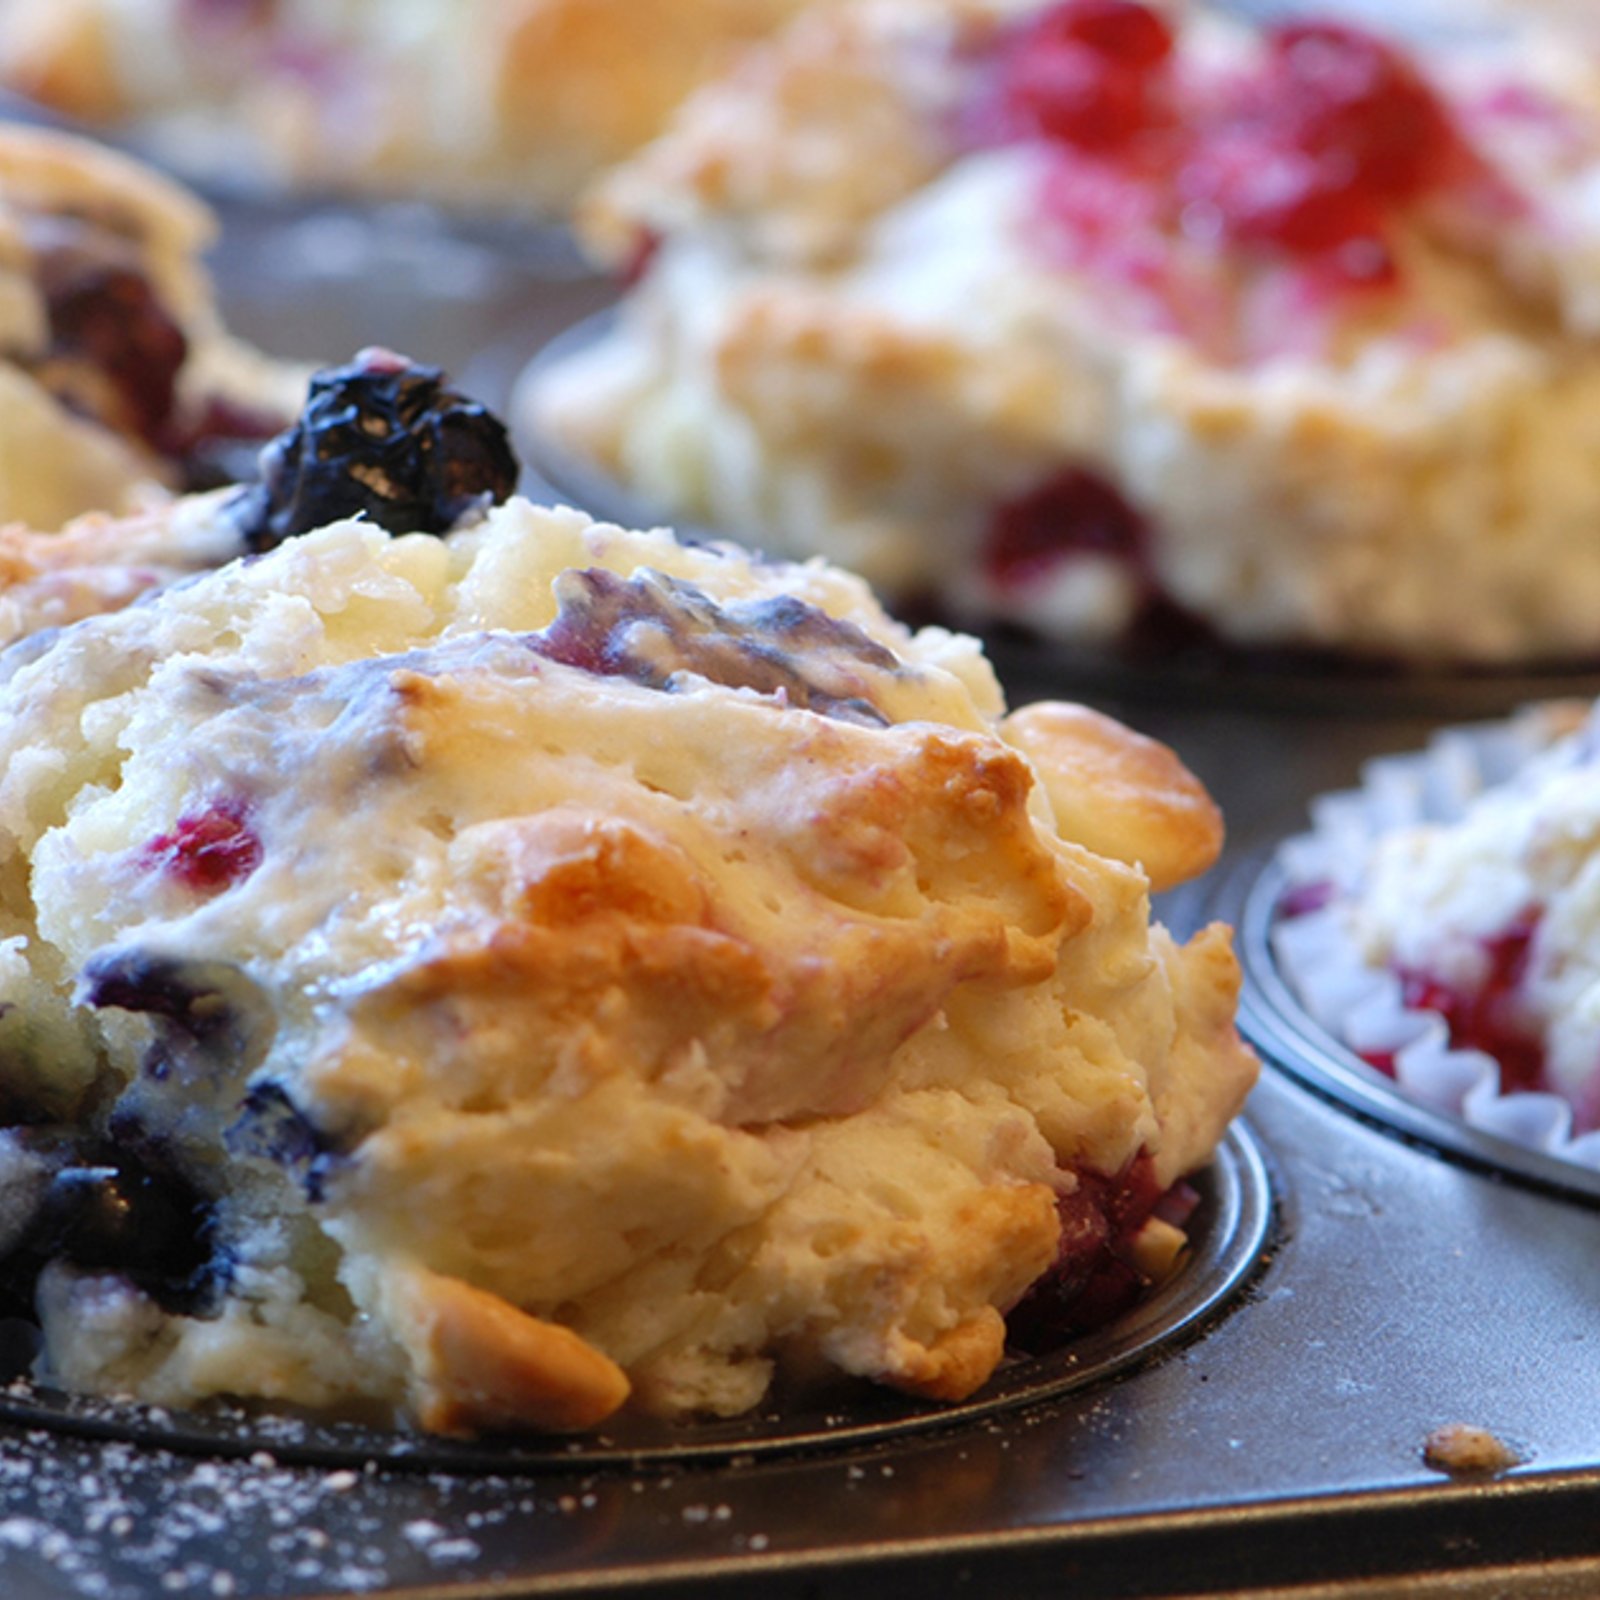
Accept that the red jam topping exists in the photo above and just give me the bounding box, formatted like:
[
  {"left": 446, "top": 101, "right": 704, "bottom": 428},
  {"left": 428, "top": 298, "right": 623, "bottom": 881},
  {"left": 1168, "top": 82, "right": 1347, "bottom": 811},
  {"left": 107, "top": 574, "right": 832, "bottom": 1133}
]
[
  {"left": 1374, "top": 910, "right": 1546, "bottom": 1094},
  {"left": 998, "top": 0, "right": 1175, "bottom": 152},
  {"left": 982, "top": 465, "right": 1150, "bottom": 592},
  {"left": 977, "top": 3, "right": 1477, "bottom": 311},
  {"left": 139, "top": 800, "right": 263, "bottom": 895}
]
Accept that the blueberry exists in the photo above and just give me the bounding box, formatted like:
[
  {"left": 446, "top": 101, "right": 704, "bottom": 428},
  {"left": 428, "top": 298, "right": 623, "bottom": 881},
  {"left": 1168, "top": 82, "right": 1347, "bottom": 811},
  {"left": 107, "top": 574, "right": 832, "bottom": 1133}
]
[
  {"left": 80, "top": 951, "right": 275, "bottom": 1077},
  {"left": 231, "top": 349, "right": 520, "bottom": 552},
  {"left": 226, "top": 1080, "right": 351, "bottom": 1202},
  {"left": 531, "top": 569, "right": 897, "bottom": 726},
  {"left": 0, "top": 1126, "right": 224, "bottom": 1317}
]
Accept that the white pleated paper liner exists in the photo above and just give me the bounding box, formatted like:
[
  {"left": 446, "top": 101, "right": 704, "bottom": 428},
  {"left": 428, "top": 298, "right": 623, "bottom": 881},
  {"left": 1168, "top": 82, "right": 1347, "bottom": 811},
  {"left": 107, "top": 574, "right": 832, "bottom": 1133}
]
[{"left": 1267, "top": 700, "right": 1600, "bottom": 1175}]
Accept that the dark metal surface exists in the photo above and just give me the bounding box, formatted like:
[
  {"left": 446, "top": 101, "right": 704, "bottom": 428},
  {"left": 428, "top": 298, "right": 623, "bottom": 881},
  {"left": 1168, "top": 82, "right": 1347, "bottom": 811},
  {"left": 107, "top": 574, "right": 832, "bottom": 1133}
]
[{"left": 6, "top": 204, "right": 1600, "bottom": 1600}]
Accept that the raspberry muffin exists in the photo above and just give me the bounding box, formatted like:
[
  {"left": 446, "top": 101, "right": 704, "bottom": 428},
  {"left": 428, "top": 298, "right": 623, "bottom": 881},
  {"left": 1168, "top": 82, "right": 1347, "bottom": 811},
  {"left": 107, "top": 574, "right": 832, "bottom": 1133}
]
[
  {"left": 0, "top": 122, "right": 301, "bottom": 537},
  {"left": 0, "top": 364, "right": 1255, "bottom": 1434},
  {"left": 1273, "top": 701, "right": 1600, "bottom": 1162},
  {"left": 525, "top": 0, "right": 1600, "bottom": 664},
  {"left": 0, "top": 0, "right": 875, "bottom": 215}
]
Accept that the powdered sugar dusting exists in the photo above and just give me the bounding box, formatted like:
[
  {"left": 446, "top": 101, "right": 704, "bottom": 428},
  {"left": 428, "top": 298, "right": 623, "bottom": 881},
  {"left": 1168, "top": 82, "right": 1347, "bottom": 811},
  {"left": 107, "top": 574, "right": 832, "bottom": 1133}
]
[{"left": 0, "top": 1424, "right": 587, "bottom": 1598}]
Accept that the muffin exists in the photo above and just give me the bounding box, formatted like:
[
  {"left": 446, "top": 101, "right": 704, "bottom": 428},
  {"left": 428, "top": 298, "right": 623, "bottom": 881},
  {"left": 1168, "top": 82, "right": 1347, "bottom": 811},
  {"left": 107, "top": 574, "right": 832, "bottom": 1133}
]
[
  {"left": 1273, "top": 700, "right": 1600, "bottom": 1162},
  {"left": 0, "top": 122, "right": 303, "bottom": 536},
  {"left": 0, "top": 0, "right": 883, "bottom": 216},
  {"left": 0, "top": 367, "right": 1256, "bottom": 1433},
  {"left": 524, "top": 0, "right": 1600, "bottom": 664}
]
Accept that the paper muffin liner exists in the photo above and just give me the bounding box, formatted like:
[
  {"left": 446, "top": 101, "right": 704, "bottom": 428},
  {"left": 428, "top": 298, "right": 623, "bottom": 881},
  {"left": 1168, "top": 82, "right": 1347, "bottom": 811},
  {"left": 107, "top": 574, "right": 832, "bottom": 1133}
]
[{"left": 1269, "top": 700, "right": 1600, "bottom": 1173}]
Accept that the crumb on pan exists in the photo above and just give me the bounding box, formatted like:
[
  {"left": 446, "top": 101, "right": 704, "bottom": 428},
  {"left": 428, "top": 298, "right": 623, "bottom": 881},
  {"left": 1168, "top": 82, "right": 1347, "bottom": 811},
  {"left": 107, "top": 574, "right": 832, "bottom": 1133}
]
[{"left": 1422, "top": 1423, "right": 1524, "bottom": 1476}]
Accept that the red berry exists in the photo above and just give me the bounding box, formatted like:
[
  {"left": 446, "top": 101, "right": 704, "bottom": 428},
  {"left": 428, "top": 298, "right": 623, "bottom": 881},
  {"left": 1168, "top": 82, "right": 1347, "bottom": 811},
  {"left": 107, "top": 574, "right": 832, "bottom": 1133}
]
[
  {"left": 1268, "top": 22, "right": 1455, "bottom": 201},
  {"left": 1395, "top": 911, "right": 1545, "bottom": 1094},
  {"left": 1004, "top": 43, "right": 1150, "bottom": 149},
  {"left": 140, "top": 800, "right": 263, "bottom": 894},
  {"left": 984, "top": 467, "right": 1148, "bottom": 589},
  {"left": 1028, "top": 0, "right": 1174, "bottom": 68},
  {"left": 997, "top": 1, "right": 1174, "bottom": 152},
  {"left": 1182, "top": 136, "right": 1387, "bottom": 255}
]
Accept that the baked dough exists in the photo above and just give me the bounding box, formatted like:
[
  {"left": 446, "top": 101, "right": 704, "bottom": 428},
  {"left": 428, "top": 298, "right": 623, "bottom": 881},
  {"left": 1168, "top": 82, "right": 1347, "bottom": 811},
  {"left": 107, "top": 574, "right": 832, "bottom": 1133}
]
[
  {"left": 0, "top": 0, "right": 879, "bottom": 214},
  {"left": 526, "top": 0, "right": 1600, "bottom": 662},
  {"left": 0, "top": 492, "right": 1256, "bottom": 1432},
  {"left": 0, "top": 122, "right": 301, "bottom": 532}
]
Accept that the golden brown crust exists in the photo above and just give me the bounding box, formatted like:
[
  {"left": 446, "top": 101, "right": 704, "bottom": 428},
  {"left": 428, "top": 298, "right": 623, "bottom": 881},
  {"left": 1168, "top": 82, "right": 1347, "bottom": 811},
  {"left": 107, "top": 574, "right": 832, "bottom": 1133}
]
[
  {"left": 0, "top": 500, "right": 1259, "bottom": 1432},
  {"left": 0, "top": 0, "right": 889, "bottom": 213},
  {"left": 1001, "top": 702, "right": 1224, "bottom": 892},
  {"left": 0, "top": 120, "right": 213, "bottom": 257},
  {"left": 879, "top": 1306, "right": 1007, "bottom": 1402},
  {"left": 580, "top": 1, "right": 950, "bottom": 261},
  {"left": 0, "top": 0, "right": 122, "bottom": 122},
  {"left": 383, "top": 1265, "right": 631, "bottom": 1435}
]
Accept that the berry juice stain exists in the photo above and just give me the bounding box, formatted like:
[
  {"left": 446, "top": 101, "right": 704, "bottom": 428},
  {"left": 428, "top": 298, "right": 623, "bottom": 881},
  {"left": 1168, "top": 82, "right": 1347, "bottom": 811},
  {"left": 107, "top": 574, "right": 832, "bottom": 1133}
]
[{"left": 138, "top": 799, "right": 263, "bottom": 894}]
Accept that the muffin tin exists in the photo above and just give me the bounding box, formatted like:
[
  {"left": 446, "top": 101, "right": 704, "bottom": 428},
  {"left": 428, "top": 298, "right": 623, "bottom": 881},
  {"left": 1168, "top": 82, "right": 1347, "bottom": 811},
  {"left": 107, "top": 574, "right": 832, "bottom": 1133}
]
[{"left": 8, "top": 191, "right": 1600, "bottom": 1599}]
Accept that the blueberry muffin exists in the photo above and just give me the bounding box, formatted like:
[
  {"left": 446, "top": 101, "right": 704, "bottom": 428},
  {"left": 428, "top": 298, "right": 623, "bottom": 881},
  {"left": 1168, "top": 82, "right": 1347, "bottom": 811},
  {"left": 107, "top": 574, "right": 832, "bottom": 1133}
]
[
  {"left": 525, "top": 0, "right": 1600, "bottom": 663},
  {"left": 0, "top": 0, "right": 878, "bottom": 215},
  {"left": 0, "top": 370, "right": 1255, "bottom": 1433}
]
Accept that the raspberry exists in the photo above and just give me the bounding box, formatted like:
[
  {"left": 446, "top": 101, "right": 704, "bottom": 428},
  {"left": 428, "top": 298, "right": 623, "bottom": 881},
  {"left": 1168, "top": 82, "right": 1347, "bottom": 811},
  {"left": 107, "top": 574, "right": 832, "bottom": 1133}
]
[
  {"left": 996, "top": 0, "right": 1174, "bottom": 152},
  {"left": 1395, "top": 911, "right": 1545, "bottom": 1094},
  {"left": 1269, "top": 22, "right": 1456, "bottom": 202},
  {"left": 1180, "top": 136, "right": 1387, "bottom": 257},
  {"left": 1006, "top": 1152, "right": 1167, "bottom": 1351},
  {"left": 1029, "top": 0, "right": 1175, "bottom": 68},
  {"left": 984, "top": 467, "right": 1149, "bottom": 589}
]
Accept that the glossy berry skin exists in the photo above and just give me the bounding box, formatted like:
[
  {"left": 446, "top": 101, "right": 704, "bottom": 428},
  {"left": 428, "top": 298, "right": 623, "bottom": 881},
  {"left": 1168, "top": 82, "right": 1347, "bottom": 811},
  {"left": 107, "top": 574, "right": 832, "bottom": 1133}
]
[
  {"left": 1031, "top": 0, "right": 1174, "bottom": 68},
  {"left": 983, "top": 5, "right": 1465, "bottom": 292},
  {"left": 998, "top": 0, "right": 1174, "bottom": 151},
  {"left": 233, "top": 350, "right": 520, "bottom": 552},
  {"left": 0, "top": 1129, "right": 220, "bottom": 1316},
  {"left": 1268, "top": 23, "right": 1456, "bottom": 204}
]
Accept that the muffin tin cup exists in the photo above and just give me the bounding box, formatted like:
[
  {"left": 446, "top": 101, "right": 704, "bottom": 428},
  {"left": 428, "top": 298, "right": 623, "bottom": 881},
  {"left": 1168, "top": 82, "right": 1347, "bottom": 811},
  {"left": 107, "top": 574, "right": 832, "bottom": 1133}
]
[
  {"left": 1226, "top": 702, "right": 1600, "bottom": 1199},
  {"left": 0, "top": 1124, "right": 1272, "bottom": 1473}
]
